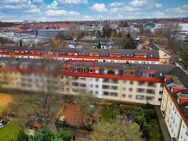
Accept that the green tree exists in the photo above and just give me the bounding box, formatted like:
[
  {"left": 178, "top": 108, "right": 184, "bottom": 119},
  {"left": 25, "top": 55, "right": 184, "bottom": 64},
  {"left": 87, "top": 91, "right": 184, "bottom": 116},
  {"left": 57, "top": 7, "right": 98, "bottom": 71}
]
[
  {"left": 20, "top": 39, "right": 23, "bottom": 47},
  {"left": 32, "top": 127, "right": 64, "bottom": 141},
  {"left": 142, "top": 122, "right": 150, "bottom": 140},
  {"left": 124, "top": 34, "right": 136, "bottom": 49},
  {"left": 180, "top": 47, "right": 188, "bottom": 69},
  {"left": 97, "top": 42, "right": 101, "bottom": 49},
  {"left": 96, "top": 31, "right": 101, "bottom": 38},
  {"left": 16, "top": 130, "right": 29, "bottom": 141},
  {"left": 58, "top": 129, "right": 71, "bottom": 141}
]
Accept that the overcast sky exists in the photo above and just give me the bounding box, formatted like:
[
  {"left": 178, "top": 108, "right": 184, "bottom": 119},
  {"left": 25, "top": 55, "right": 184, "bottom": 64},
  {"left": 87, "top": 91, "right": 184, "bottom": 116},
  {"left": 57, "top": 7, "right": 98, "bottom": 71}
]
[{"left": 0, "top": 0, "right": 188, "bottom": 22}]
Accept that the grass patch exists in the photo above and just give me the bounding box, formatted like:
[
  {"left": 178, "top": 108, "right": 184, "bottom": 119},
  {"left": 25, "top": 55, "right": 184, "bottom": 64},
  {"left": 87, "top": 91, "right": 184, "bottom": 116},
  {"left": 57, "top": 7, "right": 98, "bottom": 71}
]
[
  {"left": 99, "top": 107, "right": 117, "bottom": 122},
  {"left": 0, "top": 122, "right": 22, "bottom": 141},
  {"left": 149, "top": 120, "right": 163, "bottom": 141}
]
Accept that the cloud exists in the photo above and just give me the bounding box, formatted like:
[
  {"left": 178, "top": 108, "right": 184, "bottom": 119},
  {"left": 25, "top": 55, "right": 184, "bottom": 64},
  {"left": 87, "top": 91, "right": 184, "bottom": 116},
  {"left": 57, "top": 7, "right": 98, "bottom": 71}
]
[
  {"left": 68, "top": 11, "right": 80, "bottom": 16},
  {"left": 47, "top": 1, "right": 58, "bottom": 9},
  {"left": 168, "top": 5, "right": 188, "bottom": 14},
  {"left": 24, "top": 8, "right": 40, "bottom": 14},
  {"left": 30, "top": 0, "right": 43, "bottom": 4},
  {"left": 154, "top": 11, "right": 168, "bottom": 18},
  {"left": 46, "top": 9, "right": 66, "bottom": 16},
  {"left": 155, "top": 3, "right": 162, "bottom": 8},
  {"left": 58, "top": 0, "right": 88, "bottom": 4},
  {"left": 110, "top": 7, "right": 119, "bottom": 12},
  {"left": 83, "top": 15, "right": 93, "bottom": 20},
  {"left": 109, "top": 2, "right": 123, "bottom": 7},
  {"left": 123, "top": 5, "right": 140, "bottom": 12},
  {"left": 1, "top": 0, "right": 27, "bottom": 4},
  {"left": 91, "top": 3, "right": 107, "bottom": 12},
  {"left": 46, "top": 9, "right": 79, "bottom": 16},
  {"left": 129, "top": 0, "right": 148, "bottom": 8}
]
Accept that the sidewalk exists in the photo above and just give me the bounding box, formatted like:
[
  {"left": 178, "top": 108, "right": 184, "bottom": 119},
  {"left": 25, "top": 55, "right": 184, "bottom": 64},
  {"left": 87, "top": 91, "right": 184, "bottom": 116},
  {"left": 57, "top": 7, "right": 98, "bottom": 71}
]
[{"left": 155, "top": 107, "right": 172, "bottom": 141}]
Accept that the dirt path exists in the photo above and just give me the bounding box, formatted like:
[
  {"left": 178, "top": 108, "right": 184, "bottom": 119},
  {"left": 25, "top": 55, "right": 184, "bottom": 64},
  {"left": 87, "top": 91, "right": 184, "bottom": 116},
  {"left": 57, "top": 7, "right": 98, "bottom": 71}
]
[{"left": 0, "top": 93, "right": 14, "bottom": 112}]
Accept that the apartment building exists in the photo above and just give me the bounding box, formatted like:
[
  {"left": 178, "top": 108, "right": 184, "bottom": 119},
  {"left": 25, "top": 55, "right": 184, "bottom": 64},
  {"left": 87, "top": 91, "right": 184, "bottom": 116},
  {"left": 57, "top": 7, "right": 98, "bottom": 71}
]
[
  {"left": 160, "top": 75, "right": 188, "bottom": 141},
  {"left": 0, "top": 58, "right": 174, "bottom": 105},
  {"left": 0, "top": 47, "right": 171, "bottom": 65},
  {"left": 0, "top": 46, "right": 186, "bottom": 140}
]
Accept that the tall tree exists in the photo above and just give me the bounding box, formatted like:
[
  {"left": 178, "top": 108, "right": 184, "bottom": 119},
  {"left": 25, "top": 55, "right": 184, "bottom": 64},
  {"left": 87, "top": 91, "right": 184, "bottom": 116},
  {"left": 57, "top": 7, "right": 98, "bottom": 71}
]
[
  {"left": 90, "top": 121, "right": 143, "bottom": 141},
  {"left": 32, "top": 126, "right": 63, "bottom": 141}
]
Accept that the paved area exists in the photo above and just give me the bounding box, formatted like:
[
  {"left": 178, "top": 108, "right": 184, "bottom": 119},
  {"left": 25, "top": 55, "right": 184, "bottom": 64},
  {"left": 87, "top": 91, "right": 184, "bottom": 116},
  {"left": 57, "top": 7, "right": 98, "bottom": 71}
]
[{"left": 155, "top": 107, "right": 172, "bottom": 141}]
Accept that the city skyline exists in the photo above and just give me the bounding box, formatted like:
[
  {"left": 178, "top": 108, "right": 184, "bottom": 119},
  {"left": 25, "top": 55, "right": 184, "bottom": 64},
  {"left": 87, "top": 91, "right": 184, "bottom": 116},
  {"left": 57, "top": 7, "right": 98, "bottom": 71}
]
[{"left": 0, "top": 0, "right": 188, "bottom": 22}]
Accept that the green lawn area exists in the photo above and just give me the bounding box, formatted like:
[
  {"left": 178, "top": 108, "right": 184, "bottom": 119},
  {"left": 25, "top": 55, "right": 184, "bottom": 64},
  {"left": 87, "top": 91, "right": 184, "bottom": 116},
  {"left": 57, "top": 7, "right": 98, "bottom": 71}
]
[
  {"left": 0, "top": 122, "right": 22, "bottom": 141},
  {"left": 149, "top": 120, "right": 163, "bottom": 141},
  {"left": 99, "top": 107, "right": 117, "bottom": 122}
]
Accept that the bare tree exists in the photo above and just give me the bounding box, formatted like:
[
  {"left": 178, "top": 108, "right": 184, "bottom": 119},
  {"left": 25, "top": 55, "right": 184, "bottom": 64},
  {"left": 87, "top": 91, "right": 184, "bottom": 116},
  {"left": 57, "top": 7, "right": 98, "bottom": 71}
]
[
  {"left": 90, "top": 120, "right": 143, "bottom": 141},
  {"left": 38, "top": 59, "right": 64, "bottom": 132},
  {"left": 154, "top": 23, "right": 181, "bottom": 50}
]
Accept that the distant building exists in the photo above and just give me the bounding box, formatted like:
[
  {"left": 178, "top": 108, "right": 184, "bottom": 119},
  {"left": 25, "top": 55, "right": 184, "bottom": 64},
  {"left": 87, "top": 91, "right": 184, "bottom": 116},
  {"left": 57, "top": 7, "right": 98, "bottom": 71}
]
[
  {"left": 143, "top": 23, "right": 155, "bottom": 30},
  {"left": 36, "top": 29, "right": 63, "bottom": 38},
  {"left": 0, "top": 47, "right": 171, "bottom": 65}
]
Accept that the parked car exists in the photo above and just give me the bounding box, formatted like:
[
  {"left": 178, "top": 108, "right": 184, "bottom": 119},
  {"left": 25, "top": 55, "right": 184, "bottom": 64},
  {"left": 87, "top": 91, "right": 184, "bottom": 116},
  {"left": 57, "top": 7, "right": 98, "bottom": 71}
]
[
  {"left": 1, "top": 120, "right": 8, "bottom": 125},
  {"left": 0, "top": 123, "right": 3, "bottom": 129}
]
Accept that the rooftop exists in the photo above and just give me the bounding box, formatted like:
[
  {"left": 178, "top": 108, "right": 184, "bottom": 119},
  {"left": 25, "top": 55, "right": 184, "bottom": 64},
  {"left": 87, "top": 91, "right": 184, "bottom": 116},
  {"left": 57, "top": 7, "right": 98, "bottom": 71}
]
[{"left": 0, "top": 46, "right": 159, "bottom": 58}]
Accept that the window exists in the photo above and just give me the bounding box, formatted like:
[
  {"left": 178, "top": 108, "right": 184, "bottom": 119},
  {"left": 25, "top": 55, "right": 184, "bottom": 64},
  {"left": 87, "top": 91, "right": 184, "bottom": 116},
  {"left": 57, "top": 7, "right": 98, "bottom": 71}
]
[
  {"left": 130, "top": 81, "right": 133, "bottom": 85},
  {"left": 146, "top": 96, "right": 154, "bottom": 100},
  {"left": 129, "top": 88, "right": 133, "bottom": 91},
  {"left": 128, "top": 95, "right": 132, "bottom": 98},
  {"left": 137, "top": 88, "right": 145, "bottom": 93},
  {"left": 148, "top": 82, "right": 155, "bottom": 87},
  {"left": 103, "top": 79, "right": 109, "bottom": 83},
  {"left": 147, "top": 89, "right": 155, "bottom": 94},
  {"left": 158, "top": 98, "right": 162, "bottom": 101},
  {"left": 102, "top": 85, "right": 109, "bottom": 89},
  {"left": 111, "top": 92, "right": 117, "bottom": 97},
  {"left": 136, "top": 95, "right": 145, "bottom": 100},
  {"left": 138, "top": 81, "right": 145, "bottom": 86},
  {"left": 112, "top": 79, "right": 118, "bottom": 83},
  {"left": 122, "top": 94, "right": 126, "bottom": 97},
  {"left": 80, "top": 84, "right": 86, "bottom": 87},
  {"left": 72, "top": 82, "right": 79, "bottom": 86},
  {"left": 95, "top": 85, "right": 99, "bottom": 88},
  {"left": 111, "top": 86, "right": 118, "bottom": 90},
  {"left": 103, "top": 91, "right": 109, "bottom": 96},
  {"left": 159, "top": 91, "right": 163, "bottom": 95}
]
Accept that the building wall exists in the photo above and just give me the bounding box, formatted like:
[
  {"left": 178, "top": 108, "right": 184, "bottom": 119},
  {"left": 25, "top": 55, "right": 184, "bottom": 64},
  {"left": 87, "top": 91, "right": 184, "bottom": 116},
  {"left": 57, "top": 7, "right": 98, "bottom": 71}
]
[
  {"left": 0, "top": 70, "right": 163, "bottom": 105},
  {"left": 61, "top": 76, "right": 163, "bottom": 105},
  {"left": 160, "top": 86, "right": 188, "bottom": 141},
  {"left": 178, "top": 120, "right": 188, "bottom": 141},
  {"left": 159, "top": 50, "right": 171, "bottom": 65}
]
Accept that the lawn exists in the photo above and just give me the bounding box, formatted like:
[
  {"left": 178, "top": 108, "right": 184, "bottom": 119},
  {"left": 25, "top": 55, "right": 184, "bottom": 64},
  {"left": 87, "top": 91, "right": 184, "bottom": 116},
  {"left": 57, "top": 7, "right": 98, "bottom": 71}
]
[
  {"left": 0, "top": 122, "right": 22, "bottom": 141},
  {"left": 99, "top": 107, "right": 117, "bottom": 122},
  {"left": 149, "top": 120, "right": 163, "bottom": 141}
]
